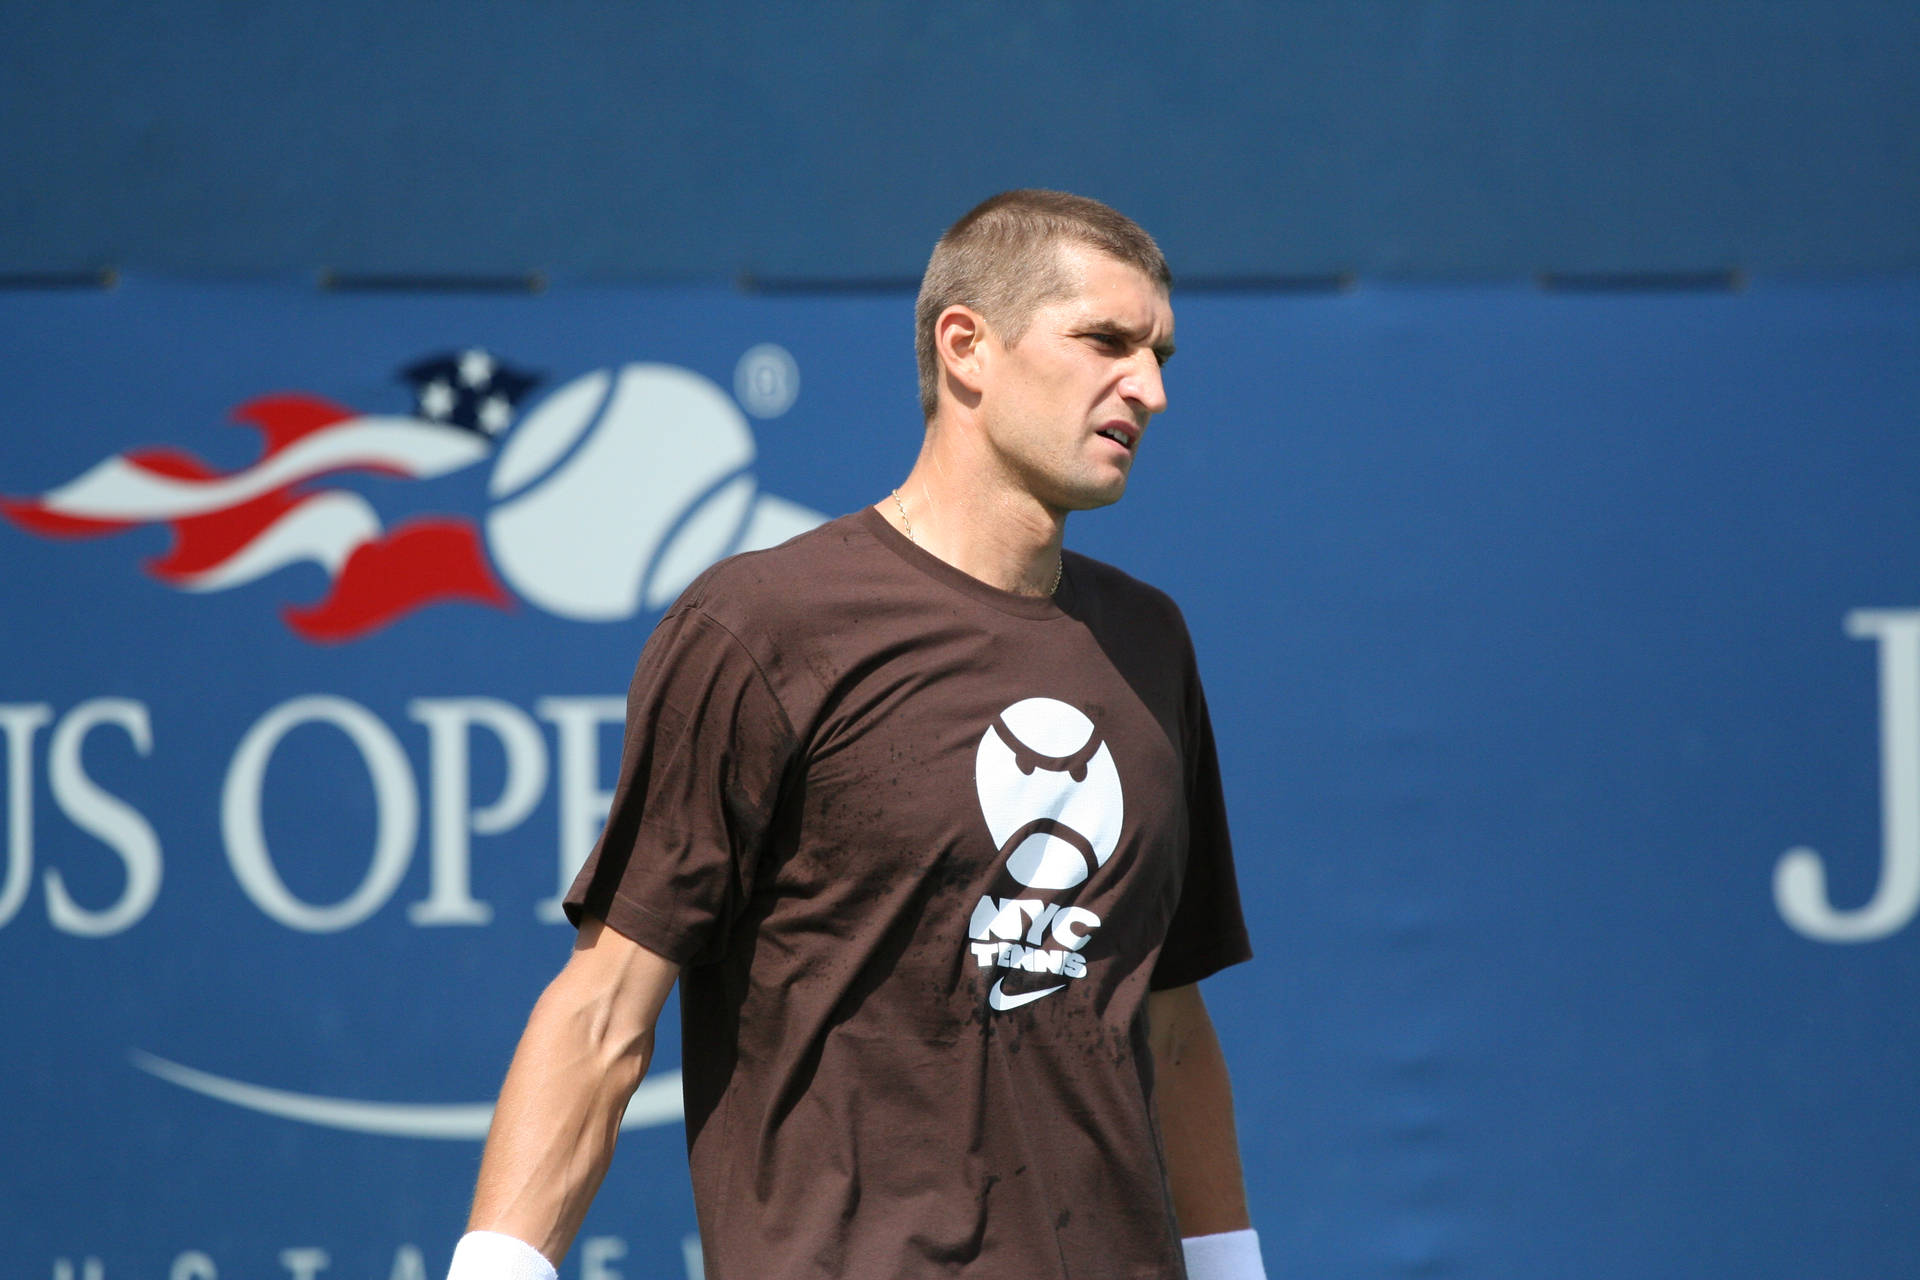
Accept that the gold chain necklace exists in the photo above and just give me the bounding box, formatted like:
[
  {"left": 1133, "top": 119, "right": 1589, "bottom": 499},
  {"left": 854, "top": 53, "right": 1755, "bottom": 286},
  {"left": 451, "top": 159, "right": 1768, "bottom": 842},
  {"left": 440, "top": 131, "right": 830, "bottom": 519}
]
[{"left": 891, "top": 489, "right": 1062, "bottom": 596}]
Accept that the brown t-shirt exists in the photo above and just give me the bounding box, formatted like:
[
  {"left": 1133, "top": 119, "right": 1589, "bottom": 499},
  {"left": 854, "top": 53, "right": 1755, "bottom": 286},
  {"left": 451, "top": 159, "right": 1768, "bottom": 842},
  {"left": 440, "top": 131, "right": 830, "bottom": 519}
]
[{"left": 566, "top": 506, "right": 1251, "bottom": 1279}]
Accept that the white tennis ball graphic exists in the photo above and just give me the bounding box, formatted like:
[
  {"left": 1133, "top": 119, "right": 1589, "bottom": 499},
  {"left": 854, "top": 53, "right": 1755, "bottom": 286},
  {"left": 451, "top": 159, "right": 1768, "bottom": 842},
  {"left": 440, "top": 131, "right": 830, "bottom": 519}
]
[
  {"left": 484, "top": 364, "right": 759, "bottom": 619},
  {"left": 975, "top": 698, "right": 1124, "bottom": 891}
]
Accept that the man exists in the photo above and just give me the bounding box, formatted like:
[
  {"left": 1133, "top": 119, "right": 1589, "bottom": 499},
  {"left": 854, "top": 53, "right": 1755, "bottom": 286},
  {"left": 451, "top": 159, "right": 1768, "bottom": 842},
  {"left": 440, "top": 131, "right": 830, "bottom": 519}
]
[{"left": 447, "top": 191, "right": 1266, "bottom": 1280}]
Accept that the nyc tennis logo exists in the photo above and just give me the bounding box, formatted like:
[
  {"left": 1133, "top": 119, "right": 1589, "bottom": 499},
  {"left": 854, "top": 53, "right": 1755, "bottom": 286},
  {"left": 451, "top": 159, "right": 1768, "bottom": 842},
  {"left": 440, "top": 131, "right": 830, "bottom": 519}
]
[
  {"left": 2, "top": 347, "right": 821, "bottom": 642},
  {"left": 969, "top": 697, "right": 1126, "bottom": 1011}
]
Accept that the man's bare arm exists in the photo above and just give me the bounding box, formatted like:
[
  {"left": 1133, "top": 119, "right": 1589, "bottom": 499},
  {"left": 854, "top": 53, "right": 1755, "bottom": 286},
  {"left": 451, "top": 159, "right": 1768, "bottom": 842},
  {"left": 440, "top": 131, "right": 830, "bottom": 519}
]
[
  {"left": 1147, "top": 982, "right": 1252, "bottom": 1238},
  {"left": 466, "top": 915, "right": 681, "bottom": 1264}
]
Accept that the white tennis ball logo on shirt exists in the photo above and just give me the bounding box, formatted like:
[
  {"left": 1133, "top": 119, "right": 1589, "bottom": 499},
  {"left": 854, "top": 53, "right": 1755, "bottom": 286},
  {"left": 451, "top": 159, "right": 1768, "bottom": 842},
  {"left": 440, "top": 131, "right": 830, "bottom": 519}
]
[{"left": 975, "top": 697, "right": 1124, "bottom": 891}]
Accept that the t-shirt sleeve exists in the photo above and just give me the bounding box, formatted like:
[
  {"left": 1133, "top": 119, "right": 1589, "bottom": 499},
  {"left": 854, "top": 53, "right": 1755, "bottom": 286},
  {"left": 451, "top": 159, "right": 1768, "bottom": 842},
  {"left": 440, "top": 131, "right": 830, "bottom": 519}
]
[
  {"left": 563, "top": 604, "right": 799, "bottom": 967},
  {"left": 1150, "top": 642, "right": 1253, "bottom": 990}
]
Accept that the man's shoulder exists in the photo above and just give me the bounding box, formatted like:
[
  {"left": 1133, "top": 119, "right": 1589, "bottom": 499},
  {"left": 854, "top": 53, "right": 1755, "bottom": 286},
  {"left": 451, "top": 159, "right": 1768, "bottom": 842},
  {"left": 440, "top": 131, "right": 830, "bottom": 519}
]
[
  {"left": 669, "top": 509, "right": 875, "bottom": 631},
  {"left": 1063, "top": 549, "right": 1190, "bottom": 633}
]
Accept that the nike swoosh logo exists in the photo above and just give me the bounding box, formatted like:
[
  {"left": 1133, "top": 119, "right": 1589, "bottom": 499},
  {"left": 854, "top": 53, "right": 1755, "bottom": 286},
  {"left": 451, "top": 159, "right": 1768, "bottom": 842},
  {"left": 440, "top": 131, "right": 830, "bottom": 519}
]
[{"left": 988, "top": 978, "right": 1067, "bottom": 1012}]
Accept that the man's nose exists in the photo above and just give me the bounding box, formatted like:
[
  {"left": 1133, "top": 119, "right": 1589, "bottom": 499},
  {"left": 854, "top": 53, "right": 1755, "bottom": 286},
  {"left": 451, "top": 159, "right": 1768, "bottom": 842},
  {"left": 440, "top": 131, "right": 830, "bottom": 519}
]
[{"left": 1124, "top": 352, "right": 1168, "bottom": 418}]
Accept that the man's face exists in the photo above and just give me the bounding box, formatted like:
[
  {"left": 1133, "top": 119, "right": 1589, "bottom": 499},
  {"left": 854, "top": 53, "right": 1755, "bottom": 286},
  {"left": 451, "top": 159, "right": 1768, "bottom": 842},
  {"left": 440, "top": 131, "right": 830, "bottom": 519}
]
[{"left": 977, "top": 242, "right": 1175, "bottom": 514}]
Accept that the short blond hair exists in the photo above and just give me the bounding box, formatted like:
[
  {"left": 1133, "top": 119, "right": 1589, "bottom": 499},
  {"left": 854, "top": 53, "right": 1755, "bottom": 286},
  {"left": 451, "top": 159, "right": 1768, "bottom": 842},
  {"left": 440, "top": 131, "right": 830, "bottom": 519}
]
[{"left": 915, "top": 190, "right": 1171, "bottom": 421}]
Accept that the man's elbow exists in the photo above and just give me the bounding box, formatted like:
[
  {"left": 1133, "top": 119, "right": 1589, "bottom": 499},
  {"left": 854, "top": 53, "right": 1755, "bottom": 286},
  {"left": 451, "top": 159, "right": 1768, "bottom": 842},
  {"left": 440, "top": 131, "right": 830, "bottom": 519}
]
[{"left": 527, "top": 968, "right": 658, "bottom": 1093}]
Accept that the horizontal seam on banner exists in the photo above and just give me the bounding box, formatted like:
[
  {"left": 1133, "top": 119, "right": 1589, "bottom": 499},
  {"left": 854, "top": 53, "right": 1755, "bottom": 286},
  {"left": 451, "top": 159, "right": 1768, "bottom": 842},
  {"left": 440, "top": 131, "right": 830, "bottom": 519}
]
[
  {"left": 0, "top": 268, "right": 118, "bottom": 290},
  {"left": 318, "top": 271, "right": 548, "bottom": 294}
]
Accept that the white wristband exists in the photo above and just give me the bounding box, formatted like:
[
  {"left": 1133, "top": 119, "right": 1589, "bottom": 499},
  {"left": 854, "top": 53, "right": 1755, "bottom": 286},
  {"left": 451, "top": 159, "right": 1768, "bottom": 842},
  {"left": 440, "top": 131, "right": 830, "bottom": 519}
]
[
  {"left": 447, "top": 1231, "right": 557, "bottom": 1280},
  {"left": 1182, "top": 1227, "right": 1268, "bottom": 1280}
]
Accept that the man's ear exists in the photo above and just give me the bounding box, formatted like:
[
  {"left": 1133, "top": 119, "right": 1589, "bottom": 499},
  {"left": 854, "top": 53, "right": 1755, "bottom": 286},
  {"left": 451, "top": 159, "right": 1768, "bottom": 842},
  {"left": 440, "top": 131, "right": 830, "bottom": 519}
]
[{"left": 934, "top": 304, "right": 989, "bottom": 399}]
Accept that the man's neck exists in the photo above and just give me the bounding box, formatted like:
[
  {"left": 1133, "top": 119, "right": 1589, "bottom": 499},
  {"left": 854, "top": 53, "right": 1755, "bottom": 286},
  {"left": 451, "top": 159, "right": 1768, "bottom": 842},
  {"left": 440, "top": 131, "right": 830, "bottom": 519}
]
[{"left": 882, "top": 431, "right": 1064, "bottom": 598}]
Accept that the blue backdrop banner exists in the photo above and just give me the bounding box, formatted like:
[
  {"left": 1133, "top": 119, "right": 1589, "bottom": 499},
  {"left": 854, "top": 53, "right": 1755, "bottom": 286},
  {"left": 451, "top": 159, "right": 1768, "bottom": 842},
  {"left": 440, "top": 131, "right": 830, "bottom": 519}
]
[{"left": 2, "top": 277, "right": 1916, "bottom": 1280}]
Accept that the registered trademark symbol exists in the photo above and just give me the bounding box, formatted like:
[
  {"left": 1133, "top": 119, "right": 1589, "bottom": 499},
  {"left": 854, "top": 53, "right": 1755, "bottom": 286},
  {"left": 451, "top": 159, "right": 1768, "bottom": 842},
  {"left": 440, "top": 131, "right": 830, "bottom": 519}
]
[{"left": 734, "top": 343, "right": 800, "bottom": 419}]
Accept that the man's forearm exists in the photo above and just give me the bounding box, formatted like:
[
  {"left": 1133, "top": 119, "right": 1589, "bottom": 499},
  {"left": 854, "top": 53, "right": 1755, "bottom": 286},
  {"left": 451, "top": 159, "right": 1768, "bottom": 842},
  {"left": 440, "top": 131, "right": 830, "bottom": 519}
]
[
  {"left": 1147, "top": 984, "right": 1252, "bottom": 1238},
  {"left": 467, "top": 977, "right": 654, "bottom": 1261},
  {"left": 464, "top": 919, "right": 680, "bottom": 1267}
]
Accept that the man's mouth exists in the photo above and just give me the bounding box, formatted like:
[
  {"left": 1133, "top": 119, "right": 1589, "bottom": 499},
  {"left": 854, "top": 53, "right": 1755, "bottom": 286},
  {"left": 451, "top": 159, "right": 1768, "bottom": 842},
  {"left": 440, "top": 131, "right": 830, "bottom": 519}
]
[{"left": 1096, "top": 425, "right": 1137, "bottom": 450}]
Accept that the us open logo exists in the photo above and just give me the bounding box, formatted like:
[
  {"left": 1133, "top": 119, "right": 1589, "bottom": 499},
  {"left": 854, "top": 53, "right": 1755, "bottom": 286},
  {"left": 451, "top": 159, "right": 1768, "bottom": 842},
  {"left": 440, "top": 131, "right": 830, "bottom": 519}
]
[
  {"left": 2, "top": 348, "right": 822, "bottom": 643},
  {"left": 968, "top": 698, "right": 1125, "bottom": 1011}
]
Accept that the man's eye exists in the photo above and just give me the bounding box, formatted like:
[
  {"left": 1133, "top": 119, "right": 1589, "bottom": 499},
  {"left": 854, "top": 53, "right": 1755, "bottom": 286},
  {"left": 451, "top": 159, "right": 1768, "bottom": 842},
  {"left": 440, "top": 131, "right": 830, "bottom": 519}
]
[{"left": 1087, "top": 332, "right": 1123, "bottom": 349}]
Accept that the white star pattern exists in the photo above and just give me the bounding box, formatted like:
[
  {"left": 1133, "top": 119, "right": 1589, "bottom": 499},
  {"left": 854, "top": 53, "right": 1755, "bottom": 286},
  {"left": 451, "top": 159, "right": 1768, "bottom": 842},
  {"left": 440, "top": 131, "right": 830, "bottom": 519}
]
[
  {"left": 419, "top": 380, "right": 456, "bottom": 420},
  {"left": 478, "top": 394, "right": 512, "bottom": 434},
  {"left": 402, "top": 347, "right": 538, "bottom": 435},
  {"left": 458, "top": 348, "right": 495, "bottom": 388}
]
